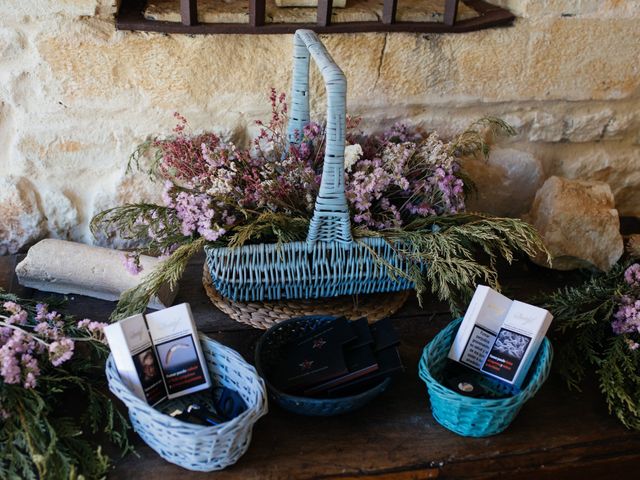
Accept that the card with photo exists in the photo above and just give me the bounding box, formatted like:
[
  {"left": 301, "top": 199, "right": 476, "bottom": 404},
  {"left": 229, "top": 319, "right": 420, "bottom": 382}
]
[
  {"left": 154, "top": 334, "right": 207, "bottom": 395},
  {"left": 132, "top": 347, "right": 166, "bottom": 405},
  {"left": 481, "top": 328, "right": 532, "bottom": 382}
]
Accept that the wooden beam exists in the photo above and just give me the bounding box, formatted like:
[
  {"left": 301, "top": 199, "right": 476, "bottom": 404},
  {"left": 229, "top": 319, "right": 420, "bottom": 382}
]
[
  {"left": 317, "top": 0, "right": 333, "bottom": 27},
  {"left": 444, "top": 0, "right": 459, "bottom": 26},
  {"left": 180, "top": 0, "right": 197, "bottom": 26},
  {"left": 382, "top": 0, "right": 398, "bottom": 25},
  {"left": 249, "top": 0, "right": 266, "bottom": 27}
]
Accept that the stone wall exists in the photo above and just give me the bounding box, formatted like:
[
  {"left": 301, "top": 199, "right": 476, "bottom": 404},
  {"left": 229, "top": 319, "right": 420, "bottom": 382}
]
[{"left": 0, "top": 0, "right": 638, "bottom": 253}]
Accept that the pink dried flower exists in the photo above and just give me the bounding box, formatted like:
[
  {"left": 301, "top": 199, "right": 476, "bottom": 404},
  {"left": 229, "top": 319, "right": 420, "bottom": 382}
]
[
  {"left": 624, "top": 264, "right": 640, "bottom": 287},
  {"left": 49, "top": 338, "right": 75, "bottom": 367},
  {"left": 612, "top": 295, "right": 640, "bottom": 335},
  {"left": 3, "top": 302, "right": 21, "bottom": 315},
  {"left": 122, "top": 253, "right": 143, "bottom": 275}
]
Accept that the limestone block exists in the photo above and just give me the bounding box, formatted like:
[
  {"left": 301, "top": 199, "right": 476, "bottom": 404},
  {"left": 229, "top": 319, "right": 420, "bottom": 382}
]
[
  {"left": 0, "top": 27, "right": 26, "bottom": 64},
  {"left": 0, "top": 0, "right": 101, "bottom": 20},
  {"left": 548, "top": 146, "right": 640, "bottom": 217},
  {"left": 528, "top": 18, "right": 640, "bottom": 101},
  {"left": 41, "top": 190, "right": 80, "bottom": 240},
  {"left": 628, "top": 235, "right": 640, "bottom": 259},
  {"left": 15, "top": 239, "right": 177, "bottom": 310},
  {"left": 527, "top": 176, "right": 623, "bottom": 271},
  {"left": 529, "top": 112, "right": 563, "bottom": 142},
  {"left": 0, "top": 176, "right": 46, "bottom": 255},
  {"left": 604, "top": 114, "right": 635, "bottom": 140},
  {"left": 564, "top": 110, "right": 612, "bottom": 142},
  {"left": 465, "top": 147, "right": 544, "bottom": 217},
  {"left": 492, "top": 0, "right": 640, "bottom": 18},
  {"left": 437, "top": 26, "right": 529, "bottom": 103}
]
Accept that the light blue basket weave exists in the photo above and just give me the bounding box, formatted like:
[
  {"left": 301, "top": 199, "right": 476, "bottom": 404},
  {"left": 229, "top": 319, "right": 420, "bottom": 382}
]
[
  {"left": 106, "top": 334, "right": 268, "bottom": 471},
  {"left": 205, "top": 29, "right": 414, "bottom": 302},
  {"left": 418, "top": 318, "right": 553, "bottom": 437}
]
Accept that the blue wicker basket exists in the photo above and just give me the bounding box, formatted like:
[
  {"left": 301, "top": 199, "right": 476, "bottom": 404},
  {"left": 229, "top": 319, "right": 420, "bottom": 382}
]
[
  {"left": 205, "top": 30, "right": 414, "bottom": 302},
  {"left": 255, "top": 316, "right": 392, "bottom": 416},
  {"left": 418, "top": 318, "right": 553, "bottom": 437},
  {"left": 106, "top": 334, "right": 268, "bottom": 471}
]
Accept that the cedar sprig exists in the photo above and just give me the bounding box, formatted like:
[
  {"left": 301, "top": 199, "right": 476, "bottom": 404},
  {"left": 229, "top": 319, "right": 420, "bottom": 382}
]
[
  {"left": 356, "top": 213, "right": 548, "bottom": 314},
  {"left": 541, "top": 262, "right": 640, "bottom": 429},
  {"left": 111, "top": 237, "right": 207, "bottom": 320},
  {"left": 0, "top": 293, "right": 132, "bottom": 479}
]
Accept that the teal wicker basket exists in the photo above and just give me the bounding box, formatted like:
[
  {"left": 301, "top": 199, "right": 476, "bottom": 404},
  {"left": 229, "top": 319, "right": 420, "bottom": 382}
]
[
  {"left": 205, "top": 29, "right": 414, "bottom": 302},
  {"left": 106, "top": 334, "right": 268, "bottom": 471},
  {"left": 418, "top": 318, "right": 553, "bottom": 437}
]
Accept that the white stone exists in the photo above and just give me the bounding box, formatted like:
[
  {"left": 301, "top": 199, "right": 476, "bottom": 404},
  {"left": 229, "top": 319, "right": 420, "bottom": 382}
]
[
  {"left": 549, "top": 146, "right": 640, "bottom": 217},
  {"left": 15, "top": 239, "right": 178, "bottom": 310},
  {"left": 564, "top": 110, "right": 612, "bottom": 142},
  {"left": 528, "top": 112, "right": 563, "bottom": 142},
  {"left": 0, "top": 175, "right": 46, "bottom": 255},
  {"left": 527, "top": 176, "right": 623, "bottom": 271},
  {"left": 604, "top": 114, "right": 635, "bottom": 139},
  {"left": 465, "top": 147, "right": 545, "bottom": 217},
  {"left": 41, "top": 189, "right": 80, "bottom": 240}
]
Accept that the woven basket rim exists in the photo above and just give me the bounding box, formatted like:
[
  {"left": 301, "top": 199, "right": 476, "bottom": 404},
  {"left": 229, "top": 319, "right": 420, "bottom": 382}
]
[
  {"left": 106, "top": 333, "right": 266, "bottom": 432},
  {"left": 202, "top": 264, "right": 411, "bottom": 329},
  {"left": 254, "top": 315, "right": 392, "bottom": 404},
  {"left": 419, "top": 317, "right": 553, "bottom": 405}
]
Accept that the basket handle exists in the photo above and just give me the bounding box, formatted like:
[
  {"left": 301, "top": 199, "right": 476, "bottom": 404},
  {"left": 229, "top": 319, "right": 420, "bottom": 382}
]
[{"left": 287, "top": 29, "right": 353, "bottom": 247}]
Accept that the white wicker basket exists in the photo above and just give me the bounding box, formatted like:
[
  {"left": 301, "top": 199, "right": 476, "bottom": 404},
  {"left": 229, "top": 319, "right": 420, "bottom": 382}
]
[{"left": 106, "top": 334, "right": 268, "bottom": 471}]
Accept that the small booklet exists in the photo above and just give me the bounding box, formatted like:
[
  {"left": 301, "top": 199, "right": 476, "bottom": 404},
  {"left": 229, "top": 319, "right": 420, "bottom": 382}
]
[
  {"left": 447, "top": 285, "right": 512, "bottom": 371},
  {"left": 104, "top": 313, "right": 166, "bottom": 406},
  {"left": 480, "top": 301, "right": 553, "bottom": 388},
  {"left": 104, "top": 303, "right": 211, "bottom": 405}
]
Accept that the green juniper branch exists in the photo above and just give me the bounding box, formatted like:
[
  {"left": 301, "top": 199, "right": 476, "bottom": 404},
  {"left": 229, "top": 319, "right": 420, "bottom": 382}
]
[{"left": 541, "top": 262, "right": 640, "bottom": 429}]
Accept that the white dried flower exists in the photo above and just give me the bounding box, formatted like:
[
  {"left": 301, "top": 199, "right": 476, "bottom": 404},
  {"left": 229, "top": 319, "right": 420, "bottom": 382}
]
[{"left": 344, "top": 143, "right": 363, "bottom": 172}]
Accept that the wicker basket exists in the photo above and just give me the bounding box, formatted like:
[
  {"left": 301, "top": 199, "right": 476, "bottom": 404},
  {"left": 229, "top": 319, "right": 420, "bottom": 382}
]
[
  {"left": 106, "top": 334, "right": 268, "bottom": 471},
  {"left": 255, "top": 315, "right": 392, "bottom": 416},
  {"left": 203, "top": 265, "right": 410, "bottom": 329},
  {"left": 418, "top": 318, "right": 553, "bottom": 437},
  {"left": 205, "top": 29, "right": 415, "bottom": 303}
]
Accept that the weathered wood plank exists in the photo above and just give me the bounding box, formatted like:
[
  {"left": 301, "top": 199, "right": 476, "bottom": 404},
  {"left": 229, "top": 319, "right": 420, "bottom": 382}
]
[
  {"left": 179, "top": 0, "right": 197, "bottom": 26},
  {"left": 3, "top": 252, "right": 639, "bottom": 479}
]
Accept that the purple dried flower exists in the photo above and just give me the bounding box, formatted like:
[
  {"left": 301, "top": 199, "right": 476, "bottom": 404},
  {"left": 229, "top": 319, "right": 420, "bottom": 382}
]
[
  {"left": 624, "top": 264, "right": 640, "bottom": 287},
  {"left": 122, "top": 253, "right": 143, "bottom": 275},
  {"left": 48, "top": 338, "right": 75, "bottom": 367},
  {"left": 612, "top": 295, "right": 640, "bottom": 335}
]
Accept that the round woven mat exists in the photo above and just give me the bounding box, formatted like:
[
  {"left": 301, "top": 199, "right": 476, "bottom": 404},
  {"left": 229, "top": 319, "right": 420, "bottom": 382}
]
[{"left": 202, "top": 265, "right": 411, "bottom": 330}]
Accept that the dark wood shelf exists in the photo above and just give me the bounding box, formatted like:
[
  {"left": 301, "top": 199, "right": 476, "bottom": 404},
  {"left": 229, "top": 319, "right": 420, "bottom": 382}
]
[{"left": 2, "top": 254, "right": 639, "bottom": 479}]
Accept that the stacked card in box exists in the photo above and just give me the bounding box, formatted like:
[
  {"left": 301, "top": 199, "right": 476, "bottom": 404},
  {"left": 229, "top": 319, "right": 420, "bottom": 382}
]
[
  {"left": 273, "top": 317, "right": 403, "bottom": 397},
  {"left": 104, "top": 303, "right": 212, "bottom": 405}
]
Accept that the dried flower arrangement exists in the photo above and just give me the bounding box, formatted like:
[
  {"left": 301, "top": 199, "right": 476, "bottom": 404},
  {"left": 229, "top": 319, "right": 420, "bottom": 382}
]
[
  {"left": 0, "top": 293, "right": 131, "bottom": 479},
  {"left": 92, "top": 90, "right": 547, "bottom": 320},
  {"left": 543, "top": 250, "right": 640, "bottom": 430}
]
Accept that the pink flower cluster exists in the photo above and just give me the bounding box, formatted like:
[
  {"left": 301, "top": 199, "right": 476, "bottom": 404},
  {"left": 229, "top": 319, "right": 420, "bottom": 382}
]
[
  {"left": 346, "top": 132, "right": 465, "bottom": 229},
  {"left": 612, "top": 295, "right": 640, "bottom": 335},
  {"left": 624, "top": 263, "right": 640, "bottom": 287},
  {"left": 611, "top": 264, "right": 640, "bottom": 350},
  {"left": 0, "top": 301, "right": 106, "bottom": 389},
  {"left": 131, "top": 90, "right": 467, "bottom": 252}
]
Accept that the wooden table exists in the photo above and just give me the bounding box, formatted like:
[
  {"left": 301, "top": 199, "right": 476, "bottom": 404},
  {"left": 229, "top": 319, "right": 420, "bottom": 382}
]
[{"left": 2, "top": 254, "right": 639, "bottom": 479}]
